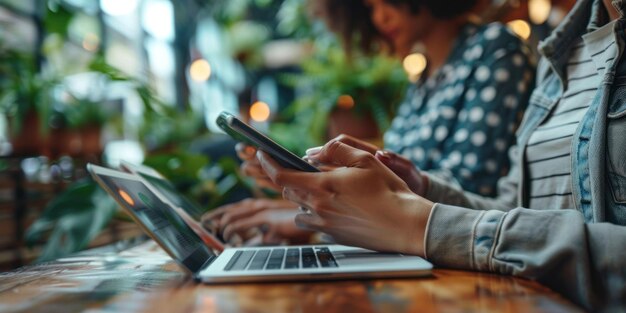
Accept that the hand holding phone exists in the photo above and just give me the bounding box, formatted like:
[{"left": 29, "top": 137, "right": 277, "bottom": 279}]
[{"left": 216, "top": 111, "right": 319, "bottom": 172}]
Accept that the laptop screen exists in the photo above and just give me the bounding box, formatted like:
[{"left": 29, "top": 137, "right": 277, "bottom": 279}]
[
  {"left": 97, "top": 173, "right": 216, "bottom": 273},
  {"left": 136, "top": 172, "right": 205, "bottom": 221}
]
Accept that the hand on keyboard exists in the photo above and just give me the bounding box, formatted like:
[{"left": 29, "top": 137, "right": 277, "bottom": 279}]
[{"left": 202, "top": 198, "right": 315, "bottom": 245}]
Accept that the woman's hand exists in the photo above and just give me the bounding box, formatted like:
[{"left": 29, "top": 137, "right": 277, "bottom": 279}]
[
  {"left": 307, "top": 134, "right": 428, "bottom": 196},
  {"left": 258, "top": 140, "right": 434, "bottom": 256},
  {"left": 236, "top": 143, "right": 281, "bottom": 192},
  {"left": 305, "top": 134, "right": 379, "bottom": 159},
  {"left": 201, "top": 198, "right": 313, "bottom": 245}
]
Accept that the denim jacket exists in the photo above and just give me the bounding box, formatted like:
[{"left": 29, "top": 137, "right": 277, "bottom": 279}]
[{"left": 422, "top": 0, "right": 626, "bottom": 311}]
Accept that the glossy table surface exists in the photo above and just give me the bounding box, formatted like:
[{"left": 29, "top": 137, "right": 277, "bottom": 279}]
[{"left": 0, "top": 241, "right": 583, "bottom": 313}]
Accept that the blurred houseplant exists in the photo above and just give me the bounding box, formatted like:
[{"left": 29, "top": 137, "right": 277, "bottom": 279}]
[
  {"left": 0, "top": 48, "right": 57, "bottom": 155},
  {"left": 0, "top": 1, "right": 110, "bottom": 157},
  {"left": 211, "top": 0, "right": 408, "bottom": 155},
  {"left": 0, "top": 0, "right": 252, "bottom": 264},
  {"left": 25, "top": 151, "right": 247, "bottom": 263},
  {"left": 273, "top": 44, "right": 407, "bottom": 154},
  {"left": 0, "top": 0, "right": 76, "bottom": 154},
  {"left": 24, "top": 58, "right": 250, "bottom": 262},
  {"left": 267, "top": 0, "right": 408, "bottom": 154}
]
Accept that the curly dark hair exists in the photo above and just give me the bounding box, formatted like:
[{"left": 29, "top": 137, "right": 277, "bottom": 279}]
[{"left": 312, "top": 0, "right": 478, "bottom": 55}]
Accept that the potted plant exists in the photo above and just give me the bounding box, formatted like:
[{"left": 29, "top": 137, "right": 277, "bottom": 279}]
[
  {"left": 272, "top": 43, "right": 408, "bottom": 155},
  {"left": 0, "top": 48, "right": 57, "bottom": 156},
  {"left": 51, "top": 93, "right": 116, "bottom": 158}
]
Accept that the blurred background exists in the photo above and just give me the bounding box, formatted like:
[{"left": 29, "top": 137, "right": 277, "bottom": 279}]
[{"left": 0, "top": 0, "right": 575, "bottom": 269}]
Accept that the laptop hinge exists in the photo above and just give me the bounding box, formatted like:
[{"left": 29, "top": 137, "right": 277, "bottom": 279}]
[{"left": 198, "top": 255, "right": 217, "bottom": 273}]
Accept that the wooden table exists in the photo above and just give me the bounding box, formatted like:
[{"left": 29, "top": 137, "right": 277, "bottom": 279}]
[{"left": 0, "top": 241, "right": 583, "bottom": 313}]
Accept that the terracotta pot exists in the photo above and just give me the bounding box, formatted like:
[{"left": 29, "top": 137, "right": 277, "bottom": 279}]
[
  {"left": 54, "top": 126, "right": 102, "bottom": 158},
  {"left": 9, "top": 111, "right": 47, "bottom": 157},
  {"left": 80, "top": 126, "right": 103, "bottom": 157},
  {"left": 327, "top": 108, "right": 380, "bottom": 140}
]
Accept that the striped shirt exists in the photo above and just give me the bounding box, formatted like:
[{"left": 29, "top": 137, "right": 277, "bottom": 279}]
[{"left": 527, "top": 21, "right": 618, "bottom": 209}]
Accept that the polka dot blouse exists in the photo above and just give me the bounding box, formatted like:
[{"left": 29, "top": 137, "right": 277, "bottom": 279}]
[{"left": 384, "top": 23, "right": 535, "bottom": 197}]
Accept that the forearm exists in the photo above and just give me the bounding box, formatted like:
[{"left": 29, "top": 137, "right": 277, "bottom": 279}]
[{"left": 424, "top": 204, "right": 626, "bottom": 311}]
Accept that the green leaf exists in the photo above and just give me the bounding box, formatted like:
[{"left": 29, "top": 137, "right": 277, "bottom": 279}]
[
  {"left": 44, "top": 2, "right": 73, "bottom": 39},
  {"left": 88, "top": 57, "right": 131, "bottom": 82},
  {"left": 25, "top": 179, "right": 118, "bottom": 262}
]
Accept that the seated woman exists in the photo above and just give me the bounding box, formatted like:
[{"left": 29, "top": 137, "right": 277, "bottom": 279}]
[
  {"left": 204, "top": 0, "right": 535, "bottom": 245},
  {"left": 253, "top": 0, "right": 626, "bottom": 311}
]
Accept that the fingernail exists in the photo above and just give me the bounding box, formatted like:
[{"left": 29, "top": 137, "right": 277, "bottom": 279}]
[
  {"left": 305, "top": 146, "right": 323, "bottom": 155},
  {"left": 245, "top": 145, "right": 256, "bottom": 155},
  {"left": 375, "top": 150, "right": 391, "bottom": 161},
  {"left": 304, "top": 156, "right": 321, "bottom": 167}
]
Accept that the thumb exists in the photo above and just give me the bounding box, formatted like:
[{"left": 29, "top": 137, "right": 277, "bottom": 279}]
[{"left": 314, "top": 140, "right": 374, "bottom": 168}]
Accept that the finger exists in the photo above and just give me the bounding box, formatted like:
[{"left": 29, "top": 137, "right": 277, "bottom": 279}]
[
  {"left": 205, "top": 199, "right": 258, "bottom": 230},
  {"left": 261, "top": 231, "right": 282, "bottom": 245},
  {"left": 236, "top": 143, "right": 257, "bottom": 161},
  {"left": 257, "top": 150, "right": 319, "bottom": 189},
  {"left": 201, "top": 199, "right": 251, "bottom": 227},
  {"left": 242, "top": 234, "right": 264, "bottom": 246},
  {"left": 376, "top": 150, "right": 424, "bottom": 194},
  {"left": 303, "top": 154, "right": 342, "bottom": 171},
  {"left": 305, "top": 146, "right": 323, "bottom": 157},
  {"left": 222, "top": 214, "right": 267, "bottom": 242},
  {"left": 316, "top": 164, "right": 341, "bottom": 172},
  {"left": 219, "top": 202, "right": 267, "bottom": 229},
  {"left": 282, "top": 188, "right": 313, "bottom": 210},
  {"left": 201, "top": 206, "right": 228, "bottom": 225},
  {"left": 313, "top": 140, "right": 376, "bottom": 168},
  {"left": 224, "top": 198, "right": 284, "bottom": 221},
  {"left": 241, "top": 227, "right": 264, "bottom": 242},
  {"left": 264, "top": 198, "right": 299, "bottom": 210},
  {"left": 255, "top": 178, "right": 282, "bottom": 191},
  {"left": 240, "top": 160, "right": 263, "bottom": 177},
  {"left": 375, "top": 150, "right": 413, "bottom": 171},
  {"left": 259, "top": 222, "right": 283, "bottom": 245},
  {"left": 241, "top": 160, "right": 282, "bottom": 190},
  {"left": 331, "top": 134, "right": 379, "bottom": 155},
  {"left": 294, "top": 212, "right": 324, "bottom": 232}
]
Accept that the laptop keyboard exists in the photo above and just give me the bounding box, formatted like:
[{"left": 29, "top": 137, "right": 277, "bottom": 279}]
[{"left": 224, "top": 247, "right": 338, "bottom": 271}]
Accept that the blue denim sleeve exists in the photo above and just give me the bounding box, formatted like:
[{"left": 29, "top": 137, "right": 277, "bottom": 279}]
[{"left": 425, "top": 204, "right": 626, "bottom": 311}]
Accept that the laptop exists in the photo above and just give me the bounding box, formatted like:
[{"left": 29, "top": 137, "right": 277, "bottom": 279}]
[
  {"left": 118, "top": 161, "right": 226, "bottom": 253},
  {"left": 119, "top": 161, "right": 206, "bottom": 221},
  {"left": 88, "top": 163, "right": 433, "bottom": 283}
]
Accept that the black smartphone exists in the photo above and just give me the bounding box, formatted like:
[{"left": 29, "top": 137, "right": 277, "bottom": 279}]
[{"left": 216, "top": 111, "right": 320, "bottom": 172}]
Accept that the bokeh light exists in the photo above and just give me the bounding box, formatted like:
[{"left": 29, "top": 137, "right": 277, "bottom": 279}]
[
  {"left": 337, "top": 95, "right": 355, "bottom": 110},
  {"left": 507, "top": 19, "right": 532, "bottom": 40},
  {"left": 100, "top": 0, "right": 139, "bottom": 16},
  {"left": 141, "top": 0, "right": 175, "bottom": 41},
  {"left": 529, "top": 0, "right": 551, "bottom": 25},
  {"left": 82, "top": 33, "right": 100, "bottom": 52},
  {"left": 403, "top": 53, "right": 427, "bottom": 79},
  {"left": 190, "top": 59, "right": 212, "bottom": 82},
  {"left": 250, "top": 101, "right": 270, "bottom": 122}
]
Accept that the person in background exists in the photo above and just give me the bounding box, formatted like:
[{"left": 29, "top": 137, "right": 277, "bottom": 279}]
[
  {"left": 254, "top": 0, "right": 626, "bottom": 311},
  {"left": 204, "top": 0, "right": 535, "bottom": 245}
]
